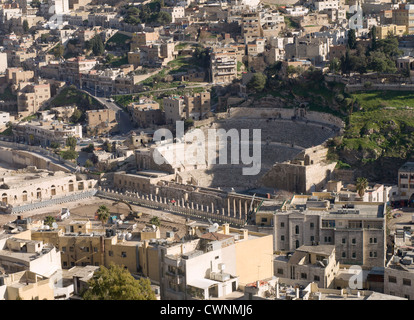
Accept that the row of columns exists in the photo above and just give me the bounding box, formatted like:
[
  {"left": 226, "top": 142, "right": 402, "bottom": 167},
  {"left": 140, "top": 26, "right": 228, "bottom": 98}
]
[{"left": 101, "top": 188, "right": 258, "bottom": 221}]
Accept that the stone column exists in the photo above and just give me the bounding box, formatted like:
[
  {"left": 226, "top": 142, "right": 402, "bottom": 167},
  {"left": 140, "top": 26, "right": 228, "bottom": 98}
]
[
  {"left": 239, "top": 200, "right": 242, "bottom": 219},
  {"left": 227, "top": 198, "right": 231, "bottom": 216},
  {"left": 211, "top": 202, "right": 214, "bottom": 213},
  {"left": 233, "top": 198, "right": 236, "bottom": 218}
]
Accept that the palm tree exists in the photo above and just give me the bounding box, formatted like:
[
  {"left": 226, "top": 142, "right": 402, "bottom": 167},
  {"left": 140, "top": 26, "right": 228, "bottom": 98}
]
[
  {"left": 97, "top": 205, "right": 110, "bottom": 226},
  {"left": 356, "top": 177, "right": 369, "bottom": 198}
]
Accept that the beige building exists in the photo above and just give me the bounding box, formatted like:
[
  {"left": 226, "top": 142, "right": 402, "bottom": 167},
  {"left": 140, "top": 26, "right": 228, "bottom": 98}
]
[
  {"left": 210, "top": 49, "right": 238, "bottom": 84},
  {"left": 159, "top": 222, "right": 273, "bottom": 299},
  {"left": 392, "top": 3, "right": 414, "bottom": 35},
  {"left": 6, "top": 67, "right": 34, "bottom": 88},
  {"left": 163, "top": 95, "right": 185, "bottom": 124},
  {"left": 241, "top": 11, "right": 263, "bottom": 43},
  {"left": 128, "top": 100, "right": 164, "bottom": 128},
  {"left": 86, "top": 109, "right": 118, "bottom": 135},
  {"left": 12, "top": 120, "right": 82, "bottom": 147},
  {"left": 377, "top": 24, "right": 406, "bottom": 39},
  {"left": 183, "top": 91, "right": 210, "bottom": 120},
  {"left": 272, "top": 198, "right": 386, "bottom": 268},
  {"left": 130, "top": 32, "right": 160, "bottom": 51},
  {"left": 0, "top": 270, "right": 55, "bottom": 300},
  {"left": 17, "top": 83, "right": 51, "bottom": 118},
  {"left": 0, "top": 167, "right": 97, "bottom": 213},
  {"left": 274, "top": 245, "right": 340, "bottom": 289}
]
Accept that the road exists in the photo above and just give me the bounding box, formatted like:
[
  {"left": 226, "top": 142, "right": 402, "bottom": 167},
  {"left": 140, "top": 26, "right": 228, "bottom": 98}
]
[
  {"left": 81, "top": 89, "right": 135, "bottom": 135},
  {"left": 110, "top": 82, "right": 212, "bottom": 97}
]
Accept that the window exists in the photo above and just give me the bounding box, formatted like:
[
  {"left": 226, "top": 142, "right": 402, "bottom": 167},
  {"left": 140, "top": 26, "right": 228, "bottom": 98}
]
[
  {"left": 295, "top": 225, "right": 299, "bottom": 234},
  {"left": 322, "top": 220, "right": 335, "bottom": 228},
  {"left": 342, "top": 252, "right": 346, "bottom": 258},
  {"left": 121, "top": 252, "right": 127, "bottom": 258},
  {"left": 403, "top": 278, "right": 411, "bottom": 286},
  {"left": 352, "top": 252, "right": 356, "bottom": 259},
  {"left": 281, "top": 222, "right": 285, "bottom": 228},
  {"left": 301, "top": 273, "right": 307, "bottom": 279},
  {"left": 63, "top": 261, "right": 67, "bottom": 267},
  {"left": 352, "top": 238, "right": 356, "bottom": 245},
  {"left": 281, "top": 235, "right": 285, "bottom": 241},
  {"left": 94, "top": 247, "right": 98, "bottom": 253},
  {"left": 109, "top": 251, "right": 113, "bottom": 257},
  {"left": 310, "top": 236, "right": 315, "bottom": 242},
  {"left": 342, "top": 238, "right": 346, "bottom": 244},
  {"left": 314, "top": 275, "right": 320, "bottom": 281},
  {"left": 261, "top": 218, "right": 267, "bottom": 223},
  {"left": 277, "top": 268, "right": 283, "bottom": 275},
  {"left": 389, "top": 276, "right": 397, "bottom": 283},
  {"left": 62, "top": 247, "right": 66, "bottom": 253},
  {"left": 310, "top": 222, "right": 314, "bottom": 229}
]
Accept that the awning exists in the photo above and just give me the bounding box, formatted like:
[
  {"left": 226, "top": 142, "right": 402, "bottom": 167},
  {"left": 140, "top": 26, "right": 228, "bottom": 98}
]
[{"left": 187, "top": 278, "right": 220, "bottom": 290}]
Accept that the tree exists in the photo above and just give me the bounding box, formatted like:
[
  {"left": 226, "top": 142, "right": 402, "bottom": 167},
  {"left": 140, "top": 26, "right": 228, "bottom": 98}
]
[
  {"left": 329, "top": 57, "right": 341, "bottom": 74},
  {"left": 44, "top": 216, "right": 56, "bottom": 228},
  {"left": 247, "top": 73, "right": 267, "bottom": 92},
  {"left": 369, "top": 26, "right": 377, "bottom": 51},
  {"left": 23, "top": 20, "right": 29, "bottom": 33},
  {"left": 84, "top": 159, "right": 94, "bottom": 168},
  {"left": 102, "top": 140, "right": 113, "bottom": 152},
  {"left": 82, "top": 143, "right": 95, "bottom": 153},
  {"left": 66, "top": 136, "right": 77, "bottom": 150},
  {"left": 149, "top": 216, "right": 160, "bottom": 227},
  {"left": 50, "top": 141, "right": 60, "bottom": 149},
  {"left": 61, "top": 149, "right": 78, "bottom": 160},
  {"left": 96, "top": 205, "right": 110, "bottom": 226},
  {"left": 347, "top": 29, "right": 356, "bottom": 50},
  {"left": 91, "top": 35, "right": 105, "bottom": 56},
  {"left": 356, "top": 177, "right": 368, "bottom": 198},
  {"left": 70, "top": 109, "right": 82, "bottom": 123},
  {"left": 53, "top": 43, "right": 64, "bottom": 58},
  {"left": 81, "top": 264, "right": 156, "bottom": 300}
]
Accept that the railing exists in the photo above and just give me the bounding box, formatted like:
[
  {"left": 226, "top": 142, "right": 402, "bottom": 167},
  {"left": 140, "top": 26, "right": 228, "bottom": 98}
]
[{"left": 3, "top": 189, "right": 97, "bottom": 214}]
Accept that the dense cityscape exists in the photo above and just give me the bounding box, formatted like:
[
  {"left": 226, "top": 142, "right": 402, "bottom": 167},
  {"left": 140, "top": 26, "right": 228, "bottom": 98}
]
[{"left": 0, "top": 0, "right": 412, "bottom": 307}]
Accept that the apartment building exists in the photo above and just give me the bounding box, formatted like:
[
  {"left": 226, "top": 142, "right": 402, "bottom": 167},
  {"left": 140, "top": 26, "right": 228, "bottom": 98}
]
[
  {"left": 184, "top": 91, "right": 210, "bottom": 120},
  {"left": 6, "top": 67, "right": 34, "bottom": 88},
  {"left": 17, "top": 83, "right": 51, "bottom": 118},
  {"left": 384, "top": 248, "right": 414, "bottom": 300},
  {"left": 130, "top": 32, "right": 160, "bottom": 51},
  {"left": 392, "top": 3, "right": 414, "bottom": 35},
  {"left": 241, "top": 11, "right": 262, "bottom": 43},
  {"left": 272, "top": 197, "right": 386, "bottom": 268},
  {"left": 377, "top": 24, "right": 407, "bottom": 39},
  {"left": 394, "top": 162, "right": 414, "bottom": 206},
  {"left": 86, "top": 108, "right": 118, "bottom": 135},
  {"left": 159, "top": 223, "right": 273, "bottom": 300},
  {"left": 163, "top": 96, "right": 185, "bottom": 124},
  {"left": 210, "top": 48, "right": 238, "bottom": 84},
  {"left": 0, "top": 237, "right": 61, "bottom": 278},
  {"left": 128, "top": 99, "right": 164, "bottom": 128},
  {"left": 12, "top": 120, "right": 82, "bottom": 146},
  {"left": 274, "top": 245, "right": 340, "bottom": 289}
]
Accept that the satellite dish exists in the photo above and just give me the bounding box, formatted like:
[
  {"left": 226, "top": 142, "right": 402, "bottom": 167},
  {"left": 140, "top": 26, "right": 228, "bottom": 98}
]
[
  {"left": 211, "top": 223, "right": 219, "bottom": 232},
  {"left": 52, "top": 222, "right": 58, "bottom": 229}
]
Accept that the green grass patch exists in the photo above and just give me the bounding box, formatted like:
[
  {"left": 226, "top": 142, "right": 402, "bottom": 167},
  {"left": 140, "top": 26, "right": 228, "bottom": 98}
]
[{"left": 49, "top": 86, "right": 102, "bottom": 110}]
